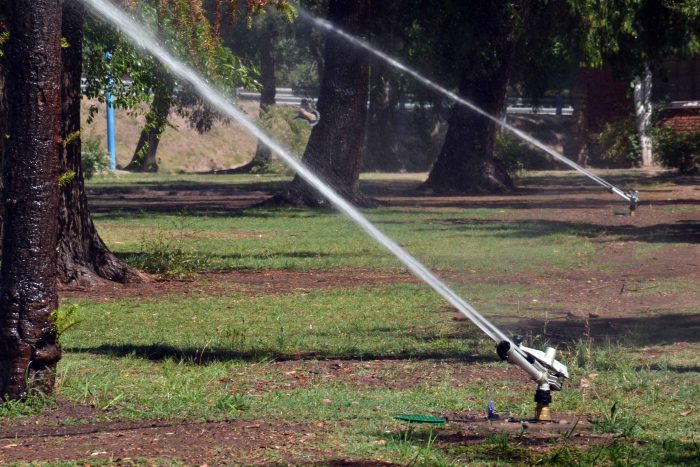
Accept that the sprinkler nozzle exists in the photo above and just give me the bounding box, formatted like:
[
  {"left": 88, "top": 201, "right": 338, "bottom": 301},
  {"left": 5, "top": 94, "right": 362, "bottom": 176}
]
[{"left": 628, "top": 190, "right": 639, "bottom": 216}]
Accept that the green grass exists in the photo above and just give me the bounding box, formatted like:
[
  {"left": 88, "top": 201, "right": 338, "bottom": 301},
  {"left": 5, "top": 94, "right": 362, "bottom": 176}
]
[
  {"left": 3, "top": 171, "right": 699, "bottom": 465},
  {"left": 95, "top": 205, "right": 600, "bottom": 274}
]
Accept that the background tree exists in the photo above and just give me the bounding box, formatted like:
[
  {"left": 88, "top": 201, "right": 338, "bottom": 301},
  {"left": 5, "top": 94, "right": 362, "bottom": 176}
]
[
  {"left": 59, "top": 1, "right": 143, "bottom": 285},
  {"left": 217, "top": 0, "right": 321, "bottom": 174},
  {"left": 0, "top": 11, "right": 7, "bottom": 249},
  {"left": 362, "top": 0, "right": 405, "bottom": 172},
  {"left": 572, "top": 0, "right": 700, "bottom": 167},
  {"left": 413, "top": 0, "right": 576, "bottom": 193},
  {"left": 274, "top": 0, "right": 372, "bottom": 207},
  {"left": 0, "top": 0, "right": 62, "bottom": 400},
  {"left": 419, "top": 1, "right": 520, "bottom": 193},
  {"left": 83, "top": 0, "right": 267, "bottom": 172}
]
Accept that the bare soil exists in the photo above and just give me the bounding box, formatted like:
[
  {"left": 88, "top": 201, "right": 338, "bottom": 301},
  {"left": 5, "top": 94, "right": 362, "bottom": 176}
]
[{"left": 4, "top": 171, "right": 698, "bottom": 465}]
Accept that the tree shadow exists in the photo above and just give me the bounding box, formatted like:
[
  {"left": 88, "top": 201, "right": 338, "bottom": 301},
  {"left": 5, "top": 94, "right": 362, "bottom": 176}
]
[
  {"left": 429, "top": 218, "right": 700, "bottom": 244},
  {"left": 65, "top": 344, "right": 494, "bottom": 365},
  {"left": 509, "top": 313, "right": 700, "bottom": 347}
]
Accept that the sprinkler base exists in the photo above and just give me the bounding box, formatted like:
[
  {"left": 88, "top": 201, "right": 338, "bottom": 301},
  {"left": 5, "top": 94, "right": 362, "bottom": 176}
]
[{"left": 535, "top": 403, "right": 551, "bottom": 421}]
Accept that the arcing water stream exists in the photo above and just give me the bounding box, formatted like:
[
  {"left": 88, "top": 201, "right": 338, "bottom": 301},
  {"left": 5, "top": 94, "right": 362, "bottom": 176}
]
[
  {"left": 296, "top": 8, "right": 639, "bottom": 211},
  {"left": 79, "top": 0, "right": 510, "bottom": 343},
  {"left": 80, "top": 1, "right": 571, "bottom": 415}
]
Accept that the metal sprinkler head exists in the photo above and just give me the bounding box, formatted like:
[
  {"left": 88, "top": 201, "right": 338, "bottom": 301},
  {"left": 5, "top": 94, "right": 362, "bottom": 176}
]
[
  {"left": 496, "top": 336, "right": 569, "bottom": 422},
  {"left": 627, "top": 189, "right": 639, "bottom": 216}
]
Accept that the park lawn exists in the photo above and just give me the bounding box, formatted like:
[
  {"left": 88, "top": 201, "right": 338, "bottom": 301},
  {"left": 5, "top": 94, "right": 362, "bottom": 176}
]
[{"left": 1, "top": 171, "right": 698, "bottom": 465}]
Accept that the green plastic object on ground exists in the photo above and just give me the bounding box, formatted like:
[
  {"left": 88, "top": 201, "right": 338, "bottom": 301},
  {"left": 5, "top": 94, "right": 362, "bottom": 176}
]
[{"left": 394, "top": 414, "right": 446, "bottom": 424}]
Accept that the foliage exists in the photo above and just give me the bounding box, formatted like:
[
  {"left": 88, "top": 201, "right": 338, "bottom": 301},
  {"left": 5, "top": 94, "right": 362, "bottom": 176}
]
[
  {"left": 58, "top": 171, "right": 77, "bottom": 189},
  {"left": 255, "top": 105, "right": 311, "bottom": 172},
  {"left": 494, "top": 132, "right": 545, "bottom": 176},
  {"left": 82, "top": 0, "right": 269, "bottom": 125},
  {"left": 0, "top": 22, "right": 8, "bottom": 58},
  {"left": 81, "top": 138, "right": 110, "bottom": 179},
  {"left": 653, "top": 125, "right": 700, "bottom": 174},
  {"left": 572, "top": 0, "right": 700, "bottom": 79},
  {"left": 593, "top": 401, "right": 643, "bottom": 437},
  {"left": 50, "top": 304, "right": 84, "bottom": 346},
  {"left": 128, "top": 215, "right": 211, "bottom": 278},
  {"left": 595, "top": 116, "right": 641, "bottom": 167}
]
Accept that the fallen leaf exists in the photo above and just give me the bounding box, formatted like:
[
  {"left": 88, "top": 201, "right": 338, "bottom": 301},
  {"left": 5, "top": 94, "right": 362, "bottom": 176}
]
[
  {"left": 580, "top": 378, "right": 590, "bottom": 388},
  {"left": 2, "top": 444, "right": 18, "bottom": 449},
  {"left": 375, "top": 439, "right": 386, "bottom": 445},
  {"left": 90, "top": 451, "right": 107, "bottom": 457},
  {"left": 680, "top": 410, "right": 692, "bottom": 417},
  {"left": 322, "top": 398, "right": 332, "bottom": 404}
]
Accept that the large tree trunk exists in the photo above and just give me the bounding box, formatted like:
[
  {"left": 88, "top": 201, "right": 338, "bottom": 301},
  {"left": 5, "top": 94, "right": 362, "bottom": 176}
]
[
  {"left": 422, "top": 5, "right": 515, "bottom": 194},
  {"left": 126, "top": 70, "right": 174, "bottom": 172},
  {"left": 57, "top": 2, "right": 143, "bottom": 286},
  {"left": 423, "top": 71, "right": 513, "bottom": 193},
  {"left": 0, "top": 0, "right": 62, "bottom": 400},
  {"left": 275, "top": 0, "right": 372, "bottom": 207}
]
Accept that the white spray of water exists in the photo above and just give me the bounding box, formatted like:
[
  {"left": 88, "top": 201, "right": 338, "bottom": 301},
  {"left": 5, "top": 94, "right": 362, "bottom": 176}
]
[
  {"left": 297, "top": 9, "right": 635, "bottom": 204},
  {"left": 80, "top": 0, "right": 510, "bottom": 344}
]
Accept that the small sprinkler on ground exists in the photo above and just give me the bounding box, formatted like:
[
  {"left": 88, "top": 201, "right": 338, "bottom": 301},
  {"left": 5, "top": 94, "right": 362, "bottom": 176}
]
[{"left": 496, "top": 335, "right": 569, "bottom": 422}]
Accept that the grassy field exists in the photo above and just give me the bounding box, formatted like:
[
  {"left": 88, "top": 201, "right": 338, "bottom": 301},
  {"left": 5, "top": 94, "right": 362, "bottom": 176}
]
[{"left": 1, "top": 170, "right": 698, "bottom": 465}]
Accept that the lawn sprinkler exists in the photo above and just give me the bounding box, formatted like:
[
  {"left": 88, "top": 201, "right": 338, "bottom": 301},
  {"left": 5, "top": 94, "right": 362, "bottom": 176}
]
[{"left": 496, "top": 336, "right": 569, "bottom": 421}]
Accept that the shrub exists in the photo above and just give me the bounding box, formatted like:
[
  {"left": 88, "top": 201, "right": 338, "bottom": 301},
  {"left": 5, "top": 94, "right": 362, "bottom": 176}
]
[
  {"left": 81, "top": 138, "right": 110, "bottom": 179},
  {"left": 595, "top": 117, "right": 641, "bottom": 167},
  {"left": 653, "top": 125, "right": 700, "bottom": 174},
  {"left": 128, "top": 215, "right": 211, "bottom": 279},
  {"left": 255, "top": 105, "right": 312, "bottom": 173},
  {"left": 494, "top": 132, "right": 543, "bottom": 176}
]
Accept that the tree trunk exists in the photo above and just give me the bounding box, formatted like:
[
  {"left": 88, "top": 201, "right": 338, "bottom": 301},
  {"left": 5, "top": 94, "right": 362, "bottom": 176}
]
[
  {"left": 0, "top": 49, "right": 6, "bottom": 253},
  {"left": 127, "top": 71, "right": 174, "bottom": 172},
  {"left": 363, "top": 63, "right": 400, "bottom": 171},
  {"left": 57, "top": 2, "right": 143, "bottom": 286},
  {"left": 233, "top": 19, "right": 277, "bottom": 174},
  {"left": 363, "top": 0, "right": 400, "bottom": 172},
  {"left": 275, "top": 0, "right": 372, "bottom": 207},
  {"left": 634, "top": 63, "right": 654, "bottom": 167},
  {"left": 0, "top": 0, "right": 62, "bottom": 400},
  {"left": 422, "top": 7, "right": 516, "bottom": 194},
  {"left": 422, "top": 71, "right": 513, "bottom": 193}
]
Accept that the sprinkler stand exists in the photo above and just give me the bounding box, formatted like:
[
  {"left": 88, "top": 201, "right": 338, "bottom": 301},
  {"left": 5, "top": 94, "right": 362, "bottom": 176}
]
[
  {"left": 497, "top": 336, "right": 568, "bottom": 422},
  {"left": 534, "top": 383, "right": 552, "bottom": 421}
]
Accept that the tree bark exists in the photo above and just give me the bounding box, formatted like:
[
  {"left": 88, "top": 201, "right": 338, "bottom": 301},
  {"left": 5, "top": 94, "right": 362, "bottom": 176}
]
[
  {"left": 127, "top": 70, "right": 174, "bottom": 172},
  {"left": 422, "top": 71, "right": 513, "bottom": 193},
  {"left": 421, "top": 2, "right": 516, "bottom": 194},
  {"left": 232, "top": 18, "right": 277, "bottom": 174},
  {"left": 363, "top": 0, "right": 400, "bottom": 172},
  {"left": 57, "top": 2, "right": 143, "bottom": 286},
  {"left": 363, "top": 62, "right": 400, "bottom": 171},
  {"left": 0, "top": 46, "right": 6, "bottom": 253},
  {"left": 633, "top": 63, "right": 654, "bottom": 167},
  {"left": 274, "top": 0, "right": 372, "bottom": 207},
  {"left": 0, "top": 0, "right": 63, "bottom": 400}
]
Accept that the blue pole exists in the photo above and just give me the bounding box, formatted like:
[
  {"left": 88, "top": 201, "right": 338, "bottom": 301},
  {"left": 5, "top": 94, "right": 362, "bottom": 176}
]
[{"left": 105, "top": 50, "right": 117, "bottom": 169}]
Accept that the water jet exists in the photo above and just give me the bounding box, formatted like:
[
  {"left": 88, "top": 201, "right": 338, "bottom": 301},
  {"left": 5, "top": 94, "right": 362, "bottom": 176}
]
[
  {"left": 79, "top": 0, "right": 569, "bottom": 421},
  {"left": 296, "top": 7, "right": 640, "bottom": 215}
]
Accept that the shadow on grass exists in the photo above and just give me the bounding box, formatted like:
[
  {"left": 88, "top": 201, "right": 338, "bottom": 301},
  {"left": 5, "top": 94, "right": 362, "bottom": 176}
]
[
  {"left": 426, "top": 218, "right": 700, "bottom": 244},
  {"left": 511, "top": 313, "right": 700, "bottom": 346},
  {"left": 66, "top": 344, "right": 495, "bottom": 365},
  {"left": 379, "top": 426, "right": 700, "bottom": 466}
]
